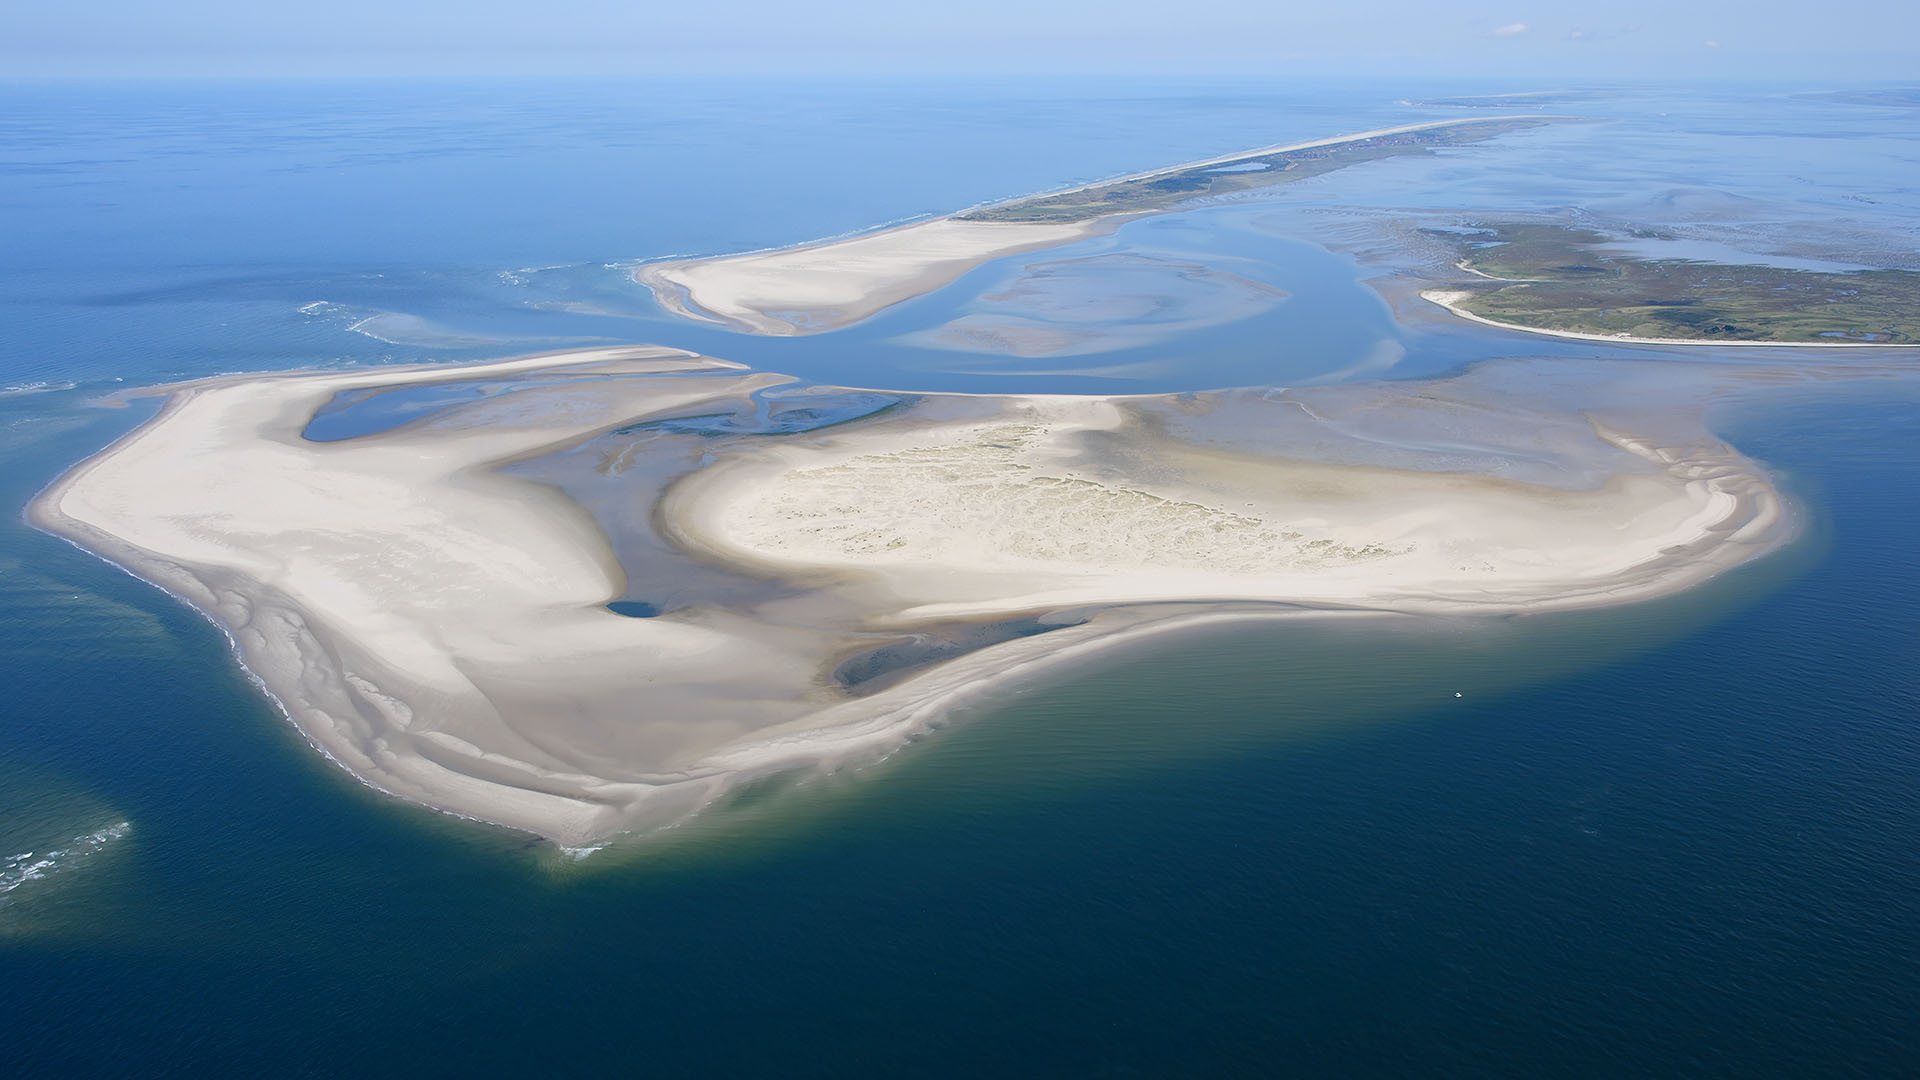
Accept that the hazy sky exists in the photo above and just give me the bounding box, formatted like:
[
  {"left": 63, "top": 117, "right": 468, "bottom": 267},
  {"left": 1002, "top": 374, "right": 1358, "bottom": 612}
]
[{"left": 7, "top": 0, "right": 1918, "bottom": 79}]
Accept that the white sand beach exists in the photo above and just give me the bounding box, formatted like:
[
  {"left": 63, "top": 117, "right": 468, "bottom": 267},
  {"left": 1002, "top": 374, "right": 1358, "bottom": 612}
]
[{"left": 32, "top": 346, "right": 1799, "bottom": 846}]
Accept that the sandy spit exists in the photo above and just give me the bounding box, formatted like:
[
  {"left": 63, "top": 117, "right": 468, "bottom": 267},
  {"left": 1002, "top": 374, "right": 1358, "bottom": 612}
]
[{"left": 637, "top": 118, "right": 1553, "bottom": 336}]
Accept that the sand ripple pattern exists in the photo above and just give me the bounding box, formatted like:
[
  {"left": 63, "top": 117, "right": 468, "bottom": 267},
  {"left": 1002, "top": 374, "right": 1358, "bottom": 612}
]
[{"left": 721, "top": 423, "right": 1400, "bottom": 573}]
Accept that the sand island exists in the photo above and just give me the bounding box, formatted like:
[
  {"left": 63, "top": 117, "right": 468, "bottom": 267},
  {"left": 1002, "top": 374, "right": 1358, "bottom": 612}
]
[{"left": 1422, "top": 222, "right": 1920, "bottom": 345}]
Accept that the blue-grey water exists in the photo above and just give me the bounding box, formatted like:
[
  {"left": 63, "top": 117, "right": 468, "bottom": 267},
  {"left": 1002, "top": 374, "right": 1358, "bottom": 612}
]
[{"left": 3, "top": 77, "right": 1919, "bottom": 1075}]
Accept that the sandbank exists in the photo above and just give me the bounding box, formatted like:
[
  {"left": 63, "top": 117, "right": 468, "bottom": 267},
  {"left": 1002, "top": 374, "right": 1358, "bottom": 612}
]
[
  {"left": 1423, "top": 289, "right": 1920, "bottom": 348},
  {"left": 636, "top": 218, "right": 1105, "bottom": 335},
  {"left": 33, "top": 346, "right": 1804, "bottom": 847}
]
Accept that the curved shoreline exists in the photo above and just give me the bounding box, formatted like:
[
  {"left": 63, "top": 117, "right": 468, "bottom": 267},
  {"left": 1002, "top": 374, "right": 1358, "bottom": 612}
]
[{"left": 29, "top": 345, "right": 1814, "bottom": 848}]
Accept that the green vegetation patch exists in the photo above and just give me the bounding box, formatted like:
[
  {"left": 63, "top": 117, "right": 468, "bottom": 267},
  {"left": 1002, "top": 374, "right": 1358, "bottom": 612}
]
[
  {"left": 1441, "top": 223, "right": 1920, "bottom": 344},
  {"left": 957, "top": 119, "right": 1554, "bottom": 225}
]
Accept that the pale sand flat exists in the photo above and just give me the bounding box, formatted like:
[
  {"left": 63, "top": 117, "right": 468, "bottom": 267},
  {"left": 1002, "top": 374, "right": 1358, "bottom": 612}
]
[
  {"left": 664, "top": 397, "right": 1783, "bottom": 623},
  {"left": 637, "top": 218, "right": 1106, "bottom": 335},
  {"left": 33, "top": 346, "right": 1804, "bottom": 847}
]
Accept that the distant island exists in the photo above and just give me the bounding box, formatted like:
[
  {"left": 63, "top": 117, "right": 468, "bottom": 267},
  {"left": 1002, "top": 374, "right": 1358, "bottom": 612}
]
[
  {"left": 1423, "top": 222, "right": 1920, "bottom": 345},
  {"left": 954, "top": 118, "right": 1550, "bottom": 224},
  {"left": 639, "top": 118, "right": 1919, "bottom": 349},
  {"left": 637, "top": 117, "right": 1561, "bottom": 335},
  {"left": 1800, "top": 88, "right": 1920, "bottom": 108}
]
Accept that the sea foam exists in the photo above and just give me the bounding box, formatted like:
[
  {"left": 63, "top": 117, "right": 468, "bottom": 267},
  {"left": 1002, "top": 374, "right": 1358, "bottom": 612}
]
[{"left": 0, "top": 821, "right": 131, "bottom": 899}]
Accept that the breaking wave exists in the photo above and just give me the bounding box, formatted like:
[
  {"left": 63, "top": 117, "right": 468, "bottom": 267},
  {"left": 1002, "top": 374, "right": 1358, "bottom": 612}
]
[
  {"left": 0, "top": 380, "right": 79, "bottom": 397},
  {"left": 1, "top": 821, "right": 131, "bottom": 899}
]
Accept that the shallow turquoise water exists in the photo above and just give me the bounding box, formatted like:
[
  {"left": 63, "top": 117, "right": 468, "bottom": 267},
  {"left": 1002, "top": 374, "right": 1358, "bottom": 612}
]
[{"left": 3, "top": 77, "right": 1919, "bottom": 1074}]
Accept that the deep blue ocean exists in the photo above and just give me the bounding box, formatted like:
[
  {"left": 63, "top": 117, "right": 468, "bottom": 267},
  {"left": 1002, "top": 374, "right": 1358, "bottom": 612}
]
[{"left": 3, "top": 77, "right": 1918, "bottom": 1075}]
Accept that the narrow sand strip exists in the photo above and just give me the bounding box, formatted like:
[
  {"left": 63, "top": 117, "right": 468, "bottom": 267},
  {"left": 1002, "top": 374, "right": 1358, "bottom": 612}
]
[{"left": 637, "top": 118, "right": 1550, "bottom": 336}]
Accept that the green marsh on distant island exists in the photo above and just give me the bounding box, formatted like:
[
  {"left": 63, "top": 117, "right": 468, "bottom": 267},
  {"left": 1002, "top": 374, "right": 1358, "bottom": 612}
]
[{"left": 1431, "top": 221, "right": 1920, "bottom": 343}]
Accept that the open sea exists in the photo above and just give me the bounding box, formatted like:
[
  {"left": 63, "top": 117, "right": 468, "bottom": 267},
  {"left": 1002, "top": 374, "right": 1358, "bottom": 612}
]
[{"left": 2, "top": 77, "right": 1918, "bottom": 1075}]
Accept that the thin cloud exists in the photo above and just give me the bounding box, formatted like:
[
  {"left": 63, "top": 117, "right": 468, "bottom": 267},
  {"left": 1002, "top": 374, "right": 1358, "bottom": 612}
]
[{"left": 1492, "top": 22, "right": 1529, "bottom": 37}]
